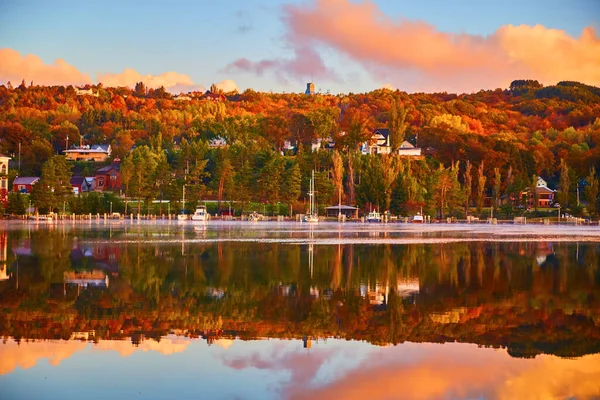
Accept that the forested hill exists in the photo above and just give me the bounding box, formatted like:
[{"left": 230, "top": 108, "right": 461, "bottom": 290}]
[{"left": 0, "top": 79, "right": 599, "bottom": 216}]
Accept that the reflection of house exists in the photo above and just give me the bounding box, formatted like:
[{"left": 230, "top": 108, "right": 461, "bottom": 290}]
[
  {"left": 0, "top": 232, "right": 9, "bottom": 281},
  {"left": 70, "top": 331, "right": 96, "bottom": 340},
  {"left": 520, "top": 177, "right": 555, "bottom": 207},
  {"left": 360, "top": 282, "right": 389, "bottom": 306},
  {"left": 396, "top": 278, "right": 420, "bottom": 297},
  {"left": 65, "top": 144, "right": 111, "bottom": 162},
  {"left": 535, "top": 242, "right": 554, "bottom": 266},
  {"left": 206, "top": 287, "right": 225, "bottom": 299},
  {"left": 94, "top": 163, "right": 121, "bottom": 191},
  {"left": 64, "top": 270, "right": 109, "bottom": 288},
  {"left": 12, "top": 177, "right": 39, "bottom": 193},
  {"left": 0, "top": 154, "right": 9, "bottom": 206}
]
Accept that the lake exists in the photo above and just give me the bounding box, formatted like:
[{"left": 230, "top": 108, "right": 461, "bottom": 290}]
[{"left": 1, "top": 221, "right": 599, "bottom": 399}]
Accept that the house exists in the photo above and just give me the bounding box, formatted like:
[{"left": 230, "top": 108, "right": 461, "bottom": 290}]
[
  {"left": 12, "top": 177, "right": 40, "bottom": 193},
  {"left": 325, "top": 205, "right": 358, "bottom": 218},
  {"left": 362, "top": 128, "right": 391, "bottom": 154},
  {"left": 70, "top": 176, "right": 93, "bottom": 195},
  {"left": 94, "top": 163, "right": 121, "bottom": 191},
  {"left": 75, "top": 87, "right": 98, "bottom": 97},
  {"left": 64, "top": 144, "right": 111, "bottom": 162},
  {"left": 174, "top": 94, "right": 192, "bottom": 101},
  {"left": 85, "top": 177, "right": 97, "bottom": 191},
  {"left": 208, "top": 137, "right": 228, "bottom": 148},
  {"left": 203, "top": 92, "right": 226, "bottom": 102},
  {"left": 520, "top": 177, "right": 555, "bottom": 207},
  {"left": 397, "top": 141, "right": 422, "bottom": 156},
  {"left": 0, "top": 154, "right": 10, "bottom": 206}
]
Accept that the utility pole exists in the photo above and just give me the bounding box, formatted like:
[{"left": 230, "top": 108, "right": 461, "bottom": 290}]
[{"left": 66, "top": 135, "right": 69, "bottom": 154}]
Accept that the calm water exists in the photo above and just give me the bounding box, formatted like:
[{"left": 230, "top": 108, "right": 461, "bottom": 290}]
[{"left": 1, "top": 221, "right": 600, "bottom": 400}]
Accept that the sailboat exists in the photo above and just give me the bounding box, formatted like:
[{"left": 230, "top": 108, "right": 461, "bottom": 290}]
[
  {"left": 302, "top": 170, "right": 319, "bottom": 223},
  {"left": 177, "top": 185, "right": 188, "bottom": 221}
]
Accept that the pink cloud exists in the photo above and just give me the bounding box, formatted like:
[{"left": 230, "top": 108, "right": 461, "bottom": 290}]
[
  {"left": 0, "top": 48, "right": 92, "bottom": 86},
  {"left": 228, "top": 0, "right": 600, "bottom": 92},
  {"left": 97, "top": 68, "right": 206, "bottom": 93}
]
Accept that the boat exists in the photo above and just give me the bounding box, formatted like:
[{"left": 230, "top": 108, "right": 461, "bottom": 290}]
[
  {"left": 366, "top": 210, "right": 382, "bottom": 222},
  {"left": 302, "top": 170, "right": 319, "bottom": 223},
  {"left": 191, "top": 205, "right": 208, "bottom": 221},
  {"left": 412, "top": 213, "right": 424, "bottom": 223},
  {"left": 248, "top": 212, "right": 261, "bottom": 222},
  {"left": 177, "top": 185, "right": 188, "bottom": 221}
]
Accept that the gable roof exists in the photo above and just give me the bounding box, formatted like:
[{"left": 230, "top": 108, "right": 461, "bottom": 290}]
[
  {"left": 70, "top": 176, "right": 87, "bottom": 186},
  {"left": 13, "top": 177, "right": 39, "bottom": 185},
  {"left": 0, "top": 154, "right": 10, "bottom": 159},
  {"left": 399, "top": 141, "right": 415, "bottom": 149},
  {"left": 373, "top": 128, "right": 389, "bottom": 139},
  {"left": 95, "top": 163, "right": 120, "bottom": 173}
]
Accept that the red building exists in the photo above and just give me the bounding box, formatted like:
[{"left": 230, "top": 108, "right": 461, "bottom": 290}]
[
  {"left": 94, "top": 163, "right": 121, "bottom": 191},
  {"left": 12, "top": 177, "right": 40, "bottom": 194}
]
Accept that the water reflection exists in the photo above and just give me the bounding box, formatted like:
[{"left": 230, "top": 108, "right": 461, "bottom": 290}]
[{"left": 1, "top": 223, "right": 599, "bottom": 398}]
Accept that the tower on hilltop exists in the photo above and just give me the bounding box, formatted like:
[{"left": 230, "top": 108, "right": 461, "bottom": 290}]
[{"left": 305, "top": 82, "right": 315, "bottom": 95}]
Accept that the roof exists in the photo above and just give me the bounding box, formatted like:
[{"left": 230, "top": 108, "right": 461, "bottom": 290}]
[
  {"left": 373, "top": 128, "right": 389, "bottom": 139},
  {"left": 13, "top": 176, "right": 39, "bottom": 185},
  {"left": 95, "top": 163, "right": 120, "bottom": 173},
  {"left": 70, "top": 176, "right": 86, "bottom": 185},
  {"left": 0, "top": 154, "right": 11, "bottom": 159},
  {"left": 325, "top": 205, "right": 359, "bottom": 210},
  {"left": 65, "top": 144, "right": 110, "bottom": 154},
  {"left": 399, "top": 141, "right": 415, "bottom": 149}
]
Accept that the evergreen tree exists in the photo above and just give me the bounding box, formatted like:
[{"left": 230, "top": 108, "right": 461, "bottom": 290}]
[
  {"left": 558, "top": 159, "right": 570, "bottom": 207},
  {"left": 585, "top": 167, "right": 598, "bottom": 216}
]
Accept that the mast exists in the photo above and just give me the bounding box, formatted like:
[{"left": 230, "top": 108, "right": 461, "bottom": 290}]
[{"left": 182, "top": 185, "right": 185, "bottom": 213}]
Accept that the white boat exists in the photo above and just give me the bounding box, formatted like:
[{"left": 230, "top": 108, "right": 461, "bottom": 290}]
[
  {"left": 413, "top": 213, "right": 424, "bottom": 223},
  {"left": 302, "top": 170, "right": 319, "bottom": 223},
  {"left": 191, "top": 205, "right": 208, "bottom": 221},
  {"left": 177, "top": 185, "right": 188, "bottom": 221},
  {"left": 366, "top": 210, "right": 382, "bottom": 222},
  {"left": 248, "top": 212, "right": 261, "bottom": 222}
]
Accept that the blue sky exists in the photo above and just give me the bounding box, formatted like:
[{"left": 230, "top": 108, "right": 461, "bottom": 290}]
[{"left": 1, "top": 0, "right": 599, "bottom": 93}]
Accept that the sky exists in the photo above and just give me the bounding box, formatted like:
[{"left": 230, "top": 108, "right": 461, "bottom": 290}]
[{"left": 1, "top": 0, "right": 599, "bottom": 94}]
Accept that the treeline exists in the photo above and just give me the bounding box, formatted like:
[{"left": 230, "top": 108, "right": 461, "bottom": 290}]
[{"left": 0, "top": 80, "right": 599, "bottom": 217}]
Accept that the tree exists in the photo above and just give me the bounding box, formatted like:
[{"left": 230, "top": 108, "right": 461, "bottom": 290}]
[
  {"left": 122, "top": 146, "right": 160, "bottom": 214},
  {"left": 30, "top": 156, "right": 72, "bottom": 214},
  {"left": 531, "top": 174, "right": 540, "bottom": 211},
  {"left": 430, "top": 162, "right": 463, "bottom": 219},
  {"left": 7, "top": 192, "right": 26, "bottom": 215},
  {"left": 281, "top": 162, "right": 302, "bottom": 216},
  {"left": 584, "top": 167, "right": 598, "bottom": 216},
  {"left": 493, "top": 167, "right": 501, "bottom": 216},
  {"left": 463, "top": 160, "right": 472, "bottom": 217},
  {"left": 381, "top": 154, "right": 399, "bottom": 211},
  {"left": 557, "top": 159, "right": 570, "bottom": 208},
  {"left": 475, "top": 162, "right": 486, "bottom": 214},
  {"left": 331, "top": 151, "right": 344, "bottom": 210},
  {"left": 388, "top": 99, "right": 408, "bottom": 152}
]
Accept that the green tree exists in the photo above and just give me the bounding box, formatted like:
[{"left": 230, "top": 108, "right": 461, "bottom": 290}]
[
  {"left": 388, "top": 99, "right": 408, "bottom": 152},
  {"left": 463, "top": 160, "right": 473, "bottom": 217},
  {"left": 557, "top": 158, "right": 570, "bottom": 208},
  {"left": 331, "top": 150, "right": 344, "bottom": 209},
  {"left": 281, "top": 161, "right": 302, "bottom": 216},
  {"left": 30, "top": 156, "right": 72, "bottom": 214},
  {"left": 475, "top": 162, "right": 486, "bottom": 214},
  {"left": 584, "top": 167, "right": 598, "bottom": 216},
  {"left": 7, "top": 192, "right": 26, "bottom": 215}
]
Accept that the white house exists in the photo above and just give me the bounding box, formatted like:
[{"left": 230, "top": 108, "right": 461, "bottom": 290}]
[
  {"left": 75, "top": 87, "right": 98, "bottom": 97},
  {"left": 397, "top": 141, "right": 422, "bottom": 156}
]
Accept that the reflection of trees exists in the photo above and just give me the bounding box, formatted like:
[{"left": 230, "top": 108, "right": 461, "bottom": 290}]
[{"left": 2, "top": 230, "right": 600, "bottom": 358}]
